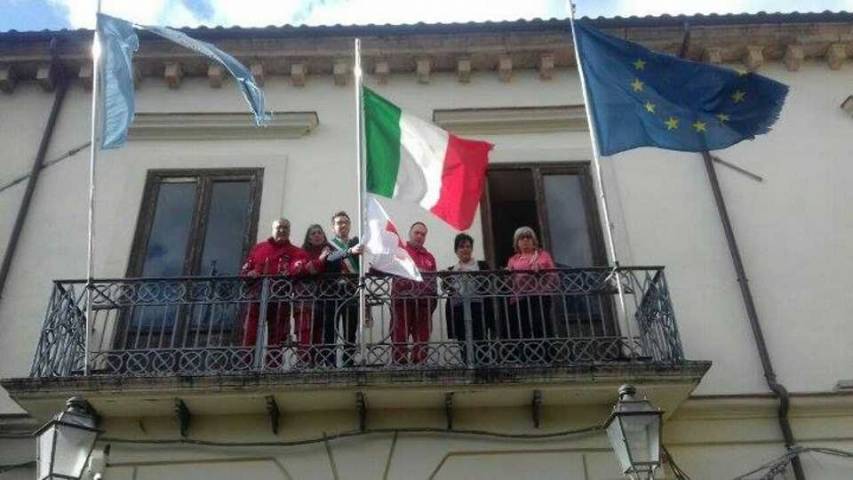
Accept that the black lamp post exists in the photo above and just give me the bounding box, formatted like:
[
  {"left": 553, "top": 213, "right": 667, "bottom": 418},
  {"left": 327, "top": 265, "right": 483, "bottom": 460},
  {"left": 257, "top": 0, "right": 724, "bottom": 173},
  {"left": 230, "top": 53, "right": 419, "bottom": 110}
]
[
  {"left": 605, "top": 385, "right": 663, "bottom": 479},
  {"left": 36, "top": 397, "right": 100, "bottom": 480}
]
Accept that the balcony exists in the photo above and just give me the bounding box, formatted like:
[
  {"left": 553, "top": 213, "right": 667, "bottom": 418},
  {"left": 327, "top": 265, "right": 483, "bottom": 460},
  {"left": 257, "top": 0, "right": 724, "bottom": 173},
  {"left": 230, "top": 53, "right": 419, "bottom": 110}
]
[{"left": 5, "top": 267, "right": 709, "bottom": 419}]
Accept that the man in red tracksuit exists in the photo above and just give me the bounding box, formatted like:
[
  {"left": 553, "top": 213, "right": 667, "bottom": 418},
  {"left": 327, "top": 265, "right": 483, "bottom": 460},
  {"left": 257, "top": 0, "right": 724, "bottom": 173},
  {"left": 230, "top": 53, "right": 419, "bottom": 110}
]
[
  {"left": 391, "top": 222, "right": 437, "bottom": 364},
  {"left": 241, "top": 218, "right": 316, "bottom": 353}
]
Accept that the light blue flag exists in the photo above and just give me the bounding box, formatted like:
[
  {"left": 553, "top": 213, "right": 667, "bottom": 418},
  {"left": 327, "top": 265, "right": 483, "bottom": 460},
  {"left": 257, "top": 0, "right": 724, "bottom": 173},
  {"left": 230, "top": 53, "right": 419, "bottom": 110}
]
[
  {"left": 96, "top": 13, "right": 269, "bottom": 150},
  {"left": 144, "top": 24, "right": 269, "bottom": 126},
  {"left": 97, "top": 14, "right": 138, "bottom": 149}
]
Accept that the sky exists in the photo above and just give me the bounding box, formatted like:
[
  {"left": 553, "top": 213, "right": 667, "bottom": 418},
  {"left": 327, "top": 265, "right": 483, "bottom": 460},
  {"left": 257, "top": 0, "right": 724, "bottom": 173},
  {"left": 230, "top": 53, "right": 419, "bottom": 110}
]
[{"left": 0, "top": 0, "right": 850, "bottom": 32}]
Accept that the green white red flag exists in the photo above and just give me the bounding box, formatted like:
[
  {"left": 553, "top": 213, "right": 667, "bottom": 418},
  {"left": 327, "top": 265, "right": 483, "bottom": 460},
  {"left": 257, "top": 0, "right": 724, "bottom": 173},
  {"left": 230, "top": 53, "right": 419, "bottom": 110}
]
[{"left": 363, "top": 87, "right": 492, "bottom": 230}]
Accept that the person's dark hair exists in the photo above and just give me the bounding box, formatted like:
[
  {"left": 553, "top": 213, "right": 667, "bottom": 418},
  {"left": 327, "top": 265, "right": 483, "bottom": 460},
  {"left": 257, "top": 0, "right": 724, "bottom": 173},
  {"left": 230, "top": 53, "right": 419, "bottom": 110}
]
[
  {"left": 454, "top": 233, "right": 474, "bottom": 252},
  {"left": 302, "top": 224, "right": 327, "bottom": 249},
  {"left": 331, "top": 210, "right": 350, "bottom": 223},
  {"left": 410, "top": 221, "right": 427, "bottom": 232}
]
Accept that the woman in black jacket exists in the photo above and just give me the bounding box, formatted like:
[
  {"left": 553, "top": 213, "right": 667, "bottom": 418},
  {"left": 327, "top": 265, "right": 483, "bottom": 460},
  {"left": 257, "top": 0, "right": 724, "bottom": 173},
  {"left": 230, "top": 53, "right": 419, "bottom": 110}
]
[{"left": 443, "top": 233, "right": 494, "bottom": 367}]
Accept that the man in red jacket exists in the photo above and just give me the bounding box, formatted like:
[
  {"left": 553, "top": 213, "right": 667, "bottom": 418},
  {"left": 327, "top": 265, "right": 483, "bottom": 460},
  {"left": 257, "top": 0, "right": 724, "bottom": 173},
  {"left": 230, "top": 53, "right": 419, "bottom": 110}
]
[
  {"left": 391, "top": 222, "right": 437, "bottom": 364},
  {"left": 241, "top": 218, "right": 315, "bottom": 356}
]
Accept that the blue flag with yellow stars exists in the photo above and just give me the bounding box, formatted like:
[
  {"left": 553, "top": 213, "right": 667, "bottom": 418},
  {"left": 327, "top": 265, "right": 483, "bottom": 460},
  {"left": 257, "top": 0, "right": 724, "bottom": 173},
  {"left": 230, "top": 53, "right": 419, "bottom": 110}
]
[{"left": 572, "top": 21, "right": 788, "bottom": 156}]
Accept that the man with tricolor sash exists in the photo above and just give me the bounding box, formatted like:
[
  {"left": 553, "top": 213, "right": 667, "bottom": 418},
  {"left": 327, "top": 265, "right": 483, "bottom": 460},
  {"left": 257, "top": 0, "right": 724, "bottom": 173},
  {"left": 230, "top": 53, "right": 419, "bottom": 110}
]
[{"left": 323, "top": 211, "right": 363, "bottom": 367}]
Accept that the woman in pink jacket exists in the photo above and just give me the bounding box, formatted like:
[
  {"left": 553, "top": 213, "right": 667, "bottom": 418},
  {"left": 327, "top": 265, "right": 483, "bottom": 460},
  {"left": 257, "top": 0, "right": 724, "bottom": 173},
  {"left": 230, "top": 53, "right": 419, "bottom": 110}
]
[{"left": 505, "top": 226, "right": 556, "bottom": 362}]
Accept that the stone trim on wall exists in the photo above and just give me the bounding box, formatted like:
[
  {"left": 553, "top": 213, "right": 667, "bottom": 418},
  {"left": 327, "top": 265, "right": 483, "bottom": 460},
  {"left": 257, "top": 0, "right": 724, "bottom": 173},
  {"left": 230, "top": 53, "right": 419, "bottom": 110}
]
[
  {"left": 127, "top": 111, "right": 319, "bottom": 141},
  {"left": 432, "top": 105, "right": 588, "bottom": 135}
]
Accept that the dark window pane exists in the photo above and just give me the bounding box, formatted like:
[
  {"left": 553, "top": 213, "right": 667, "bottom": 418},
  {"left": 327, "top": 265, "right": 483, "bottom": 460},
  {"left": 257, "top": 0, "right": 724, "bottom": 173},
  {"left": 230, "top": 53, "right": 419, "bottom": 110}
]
[
  {"left": 199, "top": 181, "right": 252, "bottom": 275},
  {"left": 487, "top": 170, "right": 536, "bottom": 268},
  {"left": 543, "top": 174, "right": 594, "bottom": 267},
  {"left": 140, "top": 181, "right": 197, "bottom": 277}
]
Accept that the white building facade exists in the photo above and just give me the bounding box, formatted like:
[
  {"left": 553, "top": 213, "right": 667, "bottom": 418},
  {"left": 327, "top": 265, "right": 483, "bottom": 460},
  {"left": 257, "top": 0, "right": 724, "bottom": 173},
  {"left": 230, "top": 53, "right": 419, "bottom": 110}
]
[{"left": 0, "top": 12, "right": 852, "bottom": 479}]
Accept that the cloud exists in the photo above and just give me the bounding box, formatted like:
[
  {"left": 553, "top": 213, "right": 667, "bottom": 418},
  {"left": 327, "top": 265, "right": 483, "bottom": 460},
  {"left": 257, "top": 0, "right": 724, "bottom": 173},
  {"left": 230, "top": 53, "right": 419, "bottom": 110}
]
[
  {"left": 204, "top": 0, "right": 305, "bottom": 27},
  {"left": 47, "top": 0, "right": 212, "bottom": 27},
  {"left": 606, "top": 0, "right": 752, "bottom": 17},
  {"left": 592, "top": 0, "right": 852, "bottom": 17},
  {"left": 46, "top": 0, "right": 853, "bottom": 30},
  {"left": 297, "top": 0, "right": 557, "bottom": 25},
  {"left": 51, "top": 0, "right": 562, "bottom": 28}
]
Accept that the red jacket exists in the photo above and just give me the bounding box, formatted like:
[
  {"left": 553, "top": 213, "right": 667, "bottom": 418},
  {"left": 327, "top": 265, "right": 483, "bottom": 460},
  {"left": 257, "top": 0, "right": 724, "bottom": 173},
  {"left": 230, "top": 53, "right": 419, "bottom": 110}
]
[
  {"left": 391, "top": 242, "right": 437, "bottom": 296},
  {"left": 301, "top": 244, "right": 329, "bottom": 275},
  {"left": 241, "top": 238, "right": 312, "bottom": 277}
]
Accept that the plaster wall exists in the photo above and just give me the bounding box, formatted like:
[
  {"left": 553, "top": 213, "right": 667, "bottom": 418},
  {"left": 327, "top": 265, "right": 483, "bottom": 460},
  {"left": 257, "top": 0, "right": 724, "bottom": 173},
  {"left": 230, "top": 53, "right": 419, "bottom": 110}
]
[
  {"left": 5, "top": 401, "right": 849, "bottom": 479},
  {"left": 0, "top": 62, "right": 852, "bottom": 415}
]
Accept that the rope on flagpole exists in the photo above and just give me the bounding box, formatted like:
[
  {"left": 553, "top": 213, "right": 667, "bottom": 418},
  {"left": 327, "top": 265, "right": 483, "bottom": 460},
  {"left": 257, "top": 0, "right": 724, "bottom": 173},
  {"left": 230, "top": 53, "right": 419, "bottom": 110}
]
[
  {"left": 353, "top": 38, "right": 368, "bottom": 366},
  {"left": 84, "top": 0, "right": 103, "bottom": 376},
  {"left": 567, "top": 2, "right": 635, "bottom": 358}
]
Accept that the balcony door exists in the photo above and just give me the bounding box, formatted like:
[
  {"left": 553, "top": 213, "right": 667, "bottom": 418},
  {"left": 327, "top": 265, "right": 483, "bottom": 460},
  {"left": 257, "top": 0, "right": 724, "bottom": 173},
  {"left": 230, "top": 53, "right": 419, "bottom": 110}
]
[
  {"left": 481, "top": 163, "right": 606, "bottom": 269},
  {"left": 120, "top": 169, "right": 263, "bottom": 350},
  {"left": 481, "top": 163, "right": 618, "bottom": 340}
]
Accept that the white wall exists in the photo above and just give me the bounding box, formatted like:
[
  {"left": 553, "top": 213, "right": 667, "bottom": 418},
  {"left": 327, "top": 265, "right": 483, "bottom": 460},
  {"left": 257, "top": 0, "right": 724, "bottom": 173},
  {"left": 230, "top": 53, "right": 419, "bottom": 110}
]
[
  {"left": 1, "top": 61, "right": 852, "bottom": 414},
  {"left": 605, "top": 63, "right": 853, "bottom": 394}
]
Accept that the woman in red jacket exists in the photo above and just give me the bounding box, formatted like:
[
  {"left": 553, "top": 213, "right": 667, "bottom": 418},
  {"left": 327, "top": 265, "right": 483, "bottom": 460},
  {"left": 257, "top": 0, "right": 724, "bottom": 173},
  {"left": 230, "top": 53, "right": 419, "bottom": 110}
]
[{"left": 295, "top": 224, "right": 331, "bottom": 366}]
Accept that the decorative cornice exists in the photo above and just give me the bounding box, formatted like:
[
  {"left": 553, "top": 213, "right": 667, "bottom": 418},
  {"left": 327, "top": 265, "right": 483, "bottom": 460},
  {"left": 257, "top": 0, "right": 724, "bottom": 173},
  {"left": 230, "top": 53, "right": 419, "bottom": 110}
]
[
  {"left": 433, "top": 105, "right": 588, "bottom": 135},
  {"left": 127, "top": 111, "right": 319, "bottom": 141},
  {"left": 0, "top": 17, "right": 850, "bottom": 93}
]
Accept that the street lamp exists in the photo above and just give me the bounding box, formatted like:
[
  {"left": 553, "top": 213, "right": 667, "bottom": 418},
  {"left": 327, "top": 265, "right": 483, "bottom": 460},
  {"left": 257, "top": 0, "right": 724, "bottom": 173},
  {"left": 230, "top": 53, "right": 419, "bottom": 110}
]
[
  {"left": 36, "top": 397, "right": 101, "bottom": 480},
  {"left": 605, "top": 384, "right": 663, "bottom": 479}
]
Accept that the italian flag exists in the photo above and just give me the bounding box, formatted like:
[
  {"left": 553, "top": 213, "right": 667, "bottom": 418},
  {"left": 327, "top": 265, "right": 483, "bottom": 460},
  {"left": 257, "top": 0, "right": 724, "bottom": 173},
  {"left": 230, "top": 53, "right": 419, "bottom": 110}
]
[{"left": 363, "top": 87, "right": 493, "bottom": 230}]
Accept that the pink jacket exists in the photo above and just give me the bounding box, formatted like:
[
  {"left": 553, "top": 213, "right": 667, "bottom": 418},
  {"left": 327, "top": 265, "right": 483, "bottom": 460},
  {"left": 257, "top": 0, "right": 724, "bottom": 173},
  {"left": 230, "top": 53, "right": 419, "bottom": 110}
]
[{"left": 506, "top": 249, "right": 558, "bottom": 297}]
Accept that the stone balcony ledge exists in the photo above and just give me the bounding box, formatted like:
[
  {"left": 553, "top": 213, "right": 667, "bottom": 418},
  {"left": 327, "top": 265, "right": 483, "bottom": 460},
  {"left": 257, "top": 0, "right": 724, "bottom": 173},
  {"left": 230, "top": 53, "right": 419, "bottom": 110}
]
[{"left": 2, "top": 360, "right": 711, "bottom": 420}]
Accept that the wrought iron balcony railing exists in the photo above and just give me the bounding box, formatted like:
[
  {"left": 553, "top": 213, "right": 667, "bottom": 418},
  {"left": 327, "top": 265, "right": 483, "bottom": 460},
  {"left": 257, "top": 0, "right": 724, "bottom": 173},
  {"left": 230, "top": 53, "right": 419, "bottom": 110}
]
[{"left": 30, "top": 267, "right": 684, "bottom": 378}]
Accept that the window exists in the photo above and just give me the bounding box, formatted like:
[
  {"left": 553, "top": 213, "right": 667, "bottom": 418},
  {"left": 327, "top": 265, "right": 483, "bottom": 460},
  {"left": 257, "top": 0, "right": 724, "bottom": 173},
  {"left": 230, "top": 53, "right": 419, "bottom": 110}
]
[
  {"left": 118, "top": 169, "right": 263, "bottom": 350},
  {"left": 481, "top": 163, "right": 606, "bottom": 269},
  {"left": 127, "top": 169, "right": 263, "bottom": 277}
]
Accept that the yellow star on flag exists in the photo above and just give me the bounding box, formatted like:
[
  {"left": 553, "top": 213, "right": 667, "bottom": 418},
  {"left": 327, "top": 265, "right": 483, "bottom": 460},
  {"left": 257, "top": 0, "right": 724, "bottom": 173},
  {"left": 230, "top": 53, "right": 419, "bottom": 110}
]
[
  {"left": 644, "top": 101, "right": 656, "bottom": 113},
  {"left": 633, "top": 59, "right": 646, "bottom": 70},
  {"left": 631, "top": 78, "right": 644, "bottom": 92},
  {"left": 692, "top": 120, "right": 707, "bottom": 132},
  {"left": 665, "top": 116, "right": 679, "bottom": 130},
  {"left": 716, "top": 113, "right": 730, "bottom": 124},
  {"left": 731, "top": 90, "right": 746, "bottom": 103}
]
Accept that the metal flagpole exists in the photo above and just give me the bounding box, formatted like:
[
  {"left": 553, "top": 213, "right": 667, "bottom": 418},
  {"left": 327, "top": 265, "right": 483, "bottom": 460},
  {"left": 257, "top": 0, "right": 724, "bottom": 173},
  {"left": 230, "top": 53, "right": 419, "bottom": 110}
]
[
  {"left": 353, "top": 38, "right": 368, "bottom": 366},
  {"left": 84, "top": 0, "right": 103, "bottom": 376},
  {"left": 567, "top": 2, "right": 635, "bottom": 355}
]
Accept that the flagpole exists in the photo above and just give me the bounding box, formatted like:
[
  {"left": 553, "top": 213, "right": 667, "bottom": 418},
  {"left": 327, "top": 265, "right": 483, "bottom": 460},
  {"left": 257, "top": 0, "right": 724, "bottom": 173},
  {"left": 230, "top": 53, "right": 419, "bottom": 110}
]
[
  {"left": 84, "top": 0, "right": 103, "bottom": 376},
  {"left": 353, "top": 37, "right": 368, "bottom": 366},
  {"left": 568, "top": 2, "right": 634, "bottom": 356}
]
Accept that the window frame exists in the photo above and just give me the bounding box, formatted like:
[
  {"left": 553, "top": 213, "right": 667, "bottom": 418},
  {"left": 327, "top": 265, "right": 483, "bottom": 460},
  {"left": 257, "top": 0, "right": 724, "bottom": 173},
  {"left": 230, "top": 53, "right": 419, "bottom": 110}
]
[
  {"left": 480, "top": 162, "right": 608, "bottom": 269},
  {"left": 126, "top": 168, "right": 264, "bottom": 278}
]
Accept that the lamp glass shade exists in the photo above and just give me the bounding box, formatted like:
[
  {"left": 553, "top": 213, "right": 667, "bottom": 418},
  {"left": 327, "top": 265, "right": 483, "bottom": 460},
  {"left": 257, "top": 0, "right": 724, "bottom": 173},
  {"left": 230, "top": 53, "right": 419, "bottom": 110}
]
[
  {"left": 36, "top": 407, "right": 99, "bottom": 480},
  {"left": 37, "top": 424, "right": 56, "bottom": 479},
  {"left": 605, "top": 398, "right": 662, "bottom": 475}
]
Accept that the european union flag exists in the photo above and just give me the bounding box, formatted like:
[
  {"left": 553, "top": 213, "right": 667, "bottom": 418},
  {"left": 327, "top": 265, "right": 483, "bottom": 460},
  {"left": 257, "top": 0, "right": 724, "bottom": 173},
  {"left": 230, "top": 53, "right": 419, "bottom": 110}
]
[{"left": 572, "top": 21, "right": 788, "bottom": 156}]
